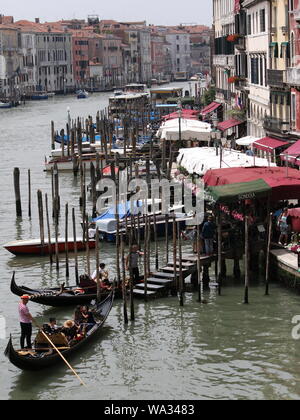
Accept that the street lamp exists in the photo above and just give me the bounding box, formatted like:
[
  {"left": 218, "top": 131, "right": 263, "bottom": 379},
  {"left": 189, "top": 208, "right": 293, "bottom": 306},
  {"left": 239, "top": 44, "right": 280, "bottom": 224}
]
[{"left": 178, "top": 99, "right": 182, "bottom": 143}]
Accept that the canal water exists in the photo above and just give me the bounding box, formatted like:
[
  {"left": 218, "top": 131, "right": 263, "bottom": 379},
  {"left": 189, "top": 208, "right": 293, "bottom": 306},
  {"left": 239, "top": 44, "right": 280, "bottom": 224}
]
[{"left": 0, "top": 84, "right": 300, "bottom": 400}]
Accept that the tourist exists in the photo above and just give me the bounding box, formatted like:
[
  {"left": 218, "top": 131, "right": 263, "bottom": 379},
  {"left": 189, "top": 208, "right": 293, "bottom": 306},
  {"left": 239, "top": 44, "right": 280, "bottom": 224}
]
[
  {"left": 278, "top": 208, "right": 290, "bottom": 246},
  {"left": 19, "top": 295, "right": 33, "bottom": 349},
  {"left": 61, "top": 320, "right": 78, "bottom": 342},
  {"left": 126, "top": 245, "right": 144, "bottom": 285},
  {"left": 246, "top": 147, "right": 254, "bottom": 156},
  {"left": 43, "top": 318, "right": 61, "bottom": 335},
  {"left": 202, "top": 215, "right": 216, "bottom": 256}
]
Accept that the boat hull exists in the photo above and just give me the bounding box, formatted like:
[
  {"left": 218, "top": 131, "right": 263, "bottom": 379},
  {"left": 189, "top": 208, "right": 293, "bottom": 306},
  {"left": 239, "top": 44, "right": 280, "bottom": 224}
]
[{"left": 4, "top": 239, "right": 96, "bottom": 256}]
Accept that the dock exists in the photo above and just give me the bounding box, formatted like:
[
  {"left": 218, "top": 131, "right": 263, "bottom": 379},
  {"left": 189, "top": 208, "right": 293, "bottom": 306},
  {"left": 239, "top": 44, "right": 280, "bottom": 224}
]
[{"left": 133, "top": 253, "right": 217, "bottom": 298}]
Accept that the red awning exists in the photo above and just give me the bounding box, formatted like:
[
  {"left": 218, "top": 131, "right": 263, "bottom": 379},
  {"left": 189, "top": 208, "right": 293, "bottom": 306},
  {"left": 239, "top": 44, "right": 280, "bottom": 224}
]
[
  {"left": 280, "top": 140, "right": 300, "bottom": 165},
  {"left": 217, "top": 119, "right": 244, "bottom": 131},
  {"left": 163, "top": 109, "right": 200, "bottom": 121},
  {"left": 204, "top": 166, "right": 300, "bottom": 201},
  {"left": 200, "top": 101, "right": 221, "bottom": 116},
  {"left": 253, "top": 137, "right": 289, "bottom": 152}
]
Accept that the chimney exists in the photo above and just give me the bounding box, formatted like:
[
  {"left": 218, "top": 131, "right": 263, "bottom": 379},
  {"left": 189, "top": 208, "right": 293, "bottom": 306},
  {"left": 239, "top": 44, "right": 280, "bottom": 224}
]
[{"left": 35, "top": 18, "right": 40, "bottom": 23}]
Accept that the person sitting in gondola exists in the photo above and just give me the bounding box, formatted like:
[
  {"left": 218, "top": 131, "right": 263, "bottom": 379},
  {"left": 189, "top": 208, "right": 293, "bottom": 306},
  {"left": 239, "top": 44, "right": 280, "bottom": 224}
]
[
  {"left": 91, "top": 263, "right": 109, "bottom": 283},
  {"left": 61, "top": 320, "right": 78, "bottom": 344},
  {"left": 74, "top": 305, "right": 85, "bottom": 327},
  {"left": 80, "top": 305, "right": 96, "bottom": 333},
  {"left": 43, "top": 318, "right": 61, "bottom": 335}
]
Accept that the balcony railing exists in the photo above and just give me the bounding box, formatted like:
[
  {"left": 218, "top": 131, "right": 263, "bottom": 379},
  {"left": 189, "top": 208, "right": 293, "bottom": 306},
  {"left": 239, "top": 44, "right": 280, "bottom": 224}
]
[
  {"left": 267, "top": 69, "right": 286, "bottom": 87},
  {"left": 286, "top": 68, "right": 300, "bottom": 86},
  {"left": 235, "top": 37, "right": 246, "bottom": 51},
  {"left": 263, "top": 117, "right": 290, "bottom": 135}
]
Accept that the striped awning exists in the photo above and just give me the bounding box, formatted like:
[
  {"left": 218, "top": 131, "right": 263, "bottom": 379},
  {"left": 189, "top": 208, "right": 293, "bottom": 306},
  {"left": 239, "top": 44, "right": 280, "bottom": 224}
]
[
  {"left": 200, "top": 101, "right": 221, "bottom": 116},
  {"left": 217, "top": 118, "right": 244, "bottom": 132}
]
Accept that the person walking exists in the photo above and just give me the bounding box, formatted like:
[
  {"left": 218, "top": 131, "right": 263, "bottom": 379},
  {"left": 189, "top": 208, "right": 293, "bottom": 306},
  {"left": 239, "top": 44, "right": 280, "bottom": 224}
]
[
  {"left": 18, "top": 295, "right": 33, "bottom": 349},
  {"left": 126, "top": 244, "right": 144, "bottom": 285}
]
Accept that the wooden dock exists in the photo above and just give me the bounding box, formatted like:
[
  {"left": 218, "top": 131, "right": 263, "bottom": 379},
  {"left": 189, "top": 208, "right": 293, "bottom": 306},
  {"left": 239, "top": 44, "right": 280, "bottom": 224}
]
[{"left": 133, "top": 253, "right": 217, "bottom": 299}]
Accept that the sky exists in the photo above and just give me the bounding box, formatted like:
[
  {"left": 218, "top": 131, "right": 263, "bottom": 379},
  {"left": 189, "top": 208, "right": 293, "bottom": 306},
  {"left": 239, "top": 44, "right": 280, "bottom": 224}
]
[{"left": 1, "top": 0, "right": 212, "bottom": 26}]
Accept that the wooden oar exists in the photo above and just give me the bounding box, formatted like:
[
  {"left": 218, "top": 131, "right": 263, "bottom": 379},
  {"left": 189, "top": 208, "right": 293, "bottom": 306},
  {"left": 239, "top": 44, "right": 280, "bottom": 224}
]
[{"left": 32, "top": 319, "right": 87, "bottom": 387}]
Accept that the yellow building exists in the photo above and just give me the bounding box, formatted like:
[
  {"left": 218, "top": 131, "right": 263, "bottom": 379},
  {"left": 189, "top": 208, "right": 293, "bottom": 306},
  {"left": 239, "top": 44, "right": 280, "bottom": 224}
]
[{"left": 266, "top": 0, "right": 290, "bottom": 139}]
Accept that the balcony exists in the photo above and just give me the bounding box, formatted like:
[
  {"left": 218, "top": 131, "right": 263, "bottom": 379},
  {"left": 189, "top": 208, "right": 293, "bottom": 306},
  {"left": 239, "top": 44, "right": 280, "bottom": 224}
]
[
  {"left": 235, "top": 78, "right": 247, "bottom": 91},
  {"left": 235, "top": 37, "right": 245, "bottom": 51},
  {"left": 286, "top": 68, "right": 300, "bottom": 86},
  {"left": 263, "top": 117, "right": 290, "bottom": 137},
  {"left": 267, "top": 70, "right": 286, "bottom": 88}
]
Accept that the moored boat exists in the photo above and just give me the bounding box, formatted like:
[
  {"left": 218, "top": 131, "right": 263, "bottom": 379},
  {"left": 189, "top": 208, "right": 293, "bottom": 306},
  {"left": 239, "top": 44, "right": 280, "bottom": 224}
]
[
  {"left": 30, "top": 93, "right": 49, "bottom": 100},
  {"left": 0, "top": 101, "right": 12, "bottom": 109},
  {"left": 10, "top": 272, "right": 119, "bottom": 307},
  {"left": 77, "top": 90, "right": 89, "bottom": 99},
  {"left": 3, "top": 237, "right": 96, "bottom": 257},
  {"left": 5, "top": 291, "right": 114, "bottom": 371}
]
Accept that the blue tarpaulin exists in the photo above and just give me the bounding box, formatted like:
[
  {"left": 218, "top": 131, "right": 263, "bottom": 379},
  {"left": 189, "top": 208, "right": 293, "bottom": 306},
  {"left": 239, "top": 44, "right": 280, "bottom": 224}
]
[{"left": 92, "top": 201, "right": 143, "bottom": 222}]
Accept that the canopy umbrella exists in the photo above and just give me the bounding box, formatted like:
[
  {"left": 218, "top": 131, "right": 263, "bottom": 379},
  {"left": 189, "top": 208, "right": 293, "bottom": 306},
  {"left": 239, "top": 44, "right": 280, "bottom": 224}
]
[
  {"left": 236, "top": 136, "right": 259, "bottom": 147},
  {"left": 280, "top": 140, "right": 300, "bottom": 165},
  {"left": 206, "top": 179, "right": 271, "bottom": 204},
  {"left": 204, "top": 166, "right": 300, "bottom": 201}
]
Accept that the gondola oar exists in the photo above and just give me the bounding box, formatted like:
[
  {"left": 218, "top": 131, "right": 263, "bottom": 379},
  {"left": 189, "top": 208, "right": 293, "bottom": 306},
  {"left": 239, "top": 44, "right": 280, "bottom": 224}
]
[{"left": 32, "top": 319, "right": 87, "bottom": 387}]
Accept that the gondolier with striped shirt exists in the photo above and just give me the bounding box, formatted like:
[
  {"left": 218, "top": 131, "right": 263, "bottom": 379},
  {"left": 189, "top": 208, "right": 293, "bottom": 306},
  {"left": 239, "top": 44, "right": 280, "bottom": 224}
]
[{"left": 19, "top": 295, "right": 33, "bottom": 349}]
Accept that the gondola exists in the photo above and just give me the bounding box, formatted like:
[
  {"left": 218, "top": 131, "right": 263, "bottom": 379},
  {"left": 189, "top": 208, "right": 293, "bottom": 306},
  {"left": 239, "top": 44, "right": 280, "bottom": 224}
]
[
  {"left": 10, "top": 272, "right": 119, "bottom": 307},
  {"left": 5, "top": 291, "right": 114, "bottom": 371}
]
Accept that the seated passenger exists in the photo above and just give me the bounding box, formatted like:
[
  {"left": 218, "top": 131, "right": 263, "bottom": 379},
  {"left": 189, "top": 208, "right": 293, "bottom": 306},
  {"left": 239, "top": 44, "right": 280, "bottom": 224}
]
[
  {"left": 61, "top": 320, "right": 78, "bottom": 342},
  {"left": 80, "top": 306, "right": 96, "bottom": 333},
  {"left": 43, "top": 318, "right": 61, "bottom": 335}
]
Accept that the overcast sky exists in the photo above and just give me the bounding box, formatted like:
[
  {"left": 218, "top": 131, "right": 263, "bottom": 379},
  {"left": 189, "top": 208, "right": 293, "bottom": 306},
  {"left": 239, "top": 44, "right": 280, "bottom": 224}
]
[{"left": 1, "top": 0, "right": 212, "bottom": 26}]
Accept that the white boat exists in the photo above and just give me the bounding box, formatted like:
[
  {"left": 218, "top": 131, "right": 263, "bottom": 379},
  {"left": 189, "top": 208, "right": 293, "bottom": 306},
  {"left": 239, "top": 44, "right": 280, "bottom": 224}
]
[
  {"left": 109, "top": 92, "right": 149, "bottom": 118},
  {"left": 0, "top": 101, "right": 12, "bottom": 109},
  {"left": 77, "top": 90, "right": 89, "bottom": 99}
]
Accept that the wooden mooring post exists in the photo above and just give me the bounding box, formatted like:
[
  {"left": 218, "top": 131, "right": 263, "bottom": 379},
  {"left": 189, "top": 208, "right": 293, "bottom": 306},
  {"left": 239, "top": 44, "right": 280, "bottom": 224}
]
[
  {"left": 37, "top": 190, "right": 45, "bottom": 255},
  {"left": 244, "top": 216, "right": 249, "bottom": 304},
  {"left": 45, "top": 193, "right": 53, "bottom": 265},
  {"left": 13, "top": 168, "right": 22, "bottom": 217},
  {"left": 265, "top": 212, "right": 273, "bottom": 296},
  {"left": 72, "top": 207, "right": 79, "bottom": 285},
  {"left": 121, "top": 233, "right": 129, "bottom": 324},
  {"left": 28, "top": 169, "right": 31, "bottom": 218},
  {"left": 65, "top": 203, "right": 69, "bottom": 278}
]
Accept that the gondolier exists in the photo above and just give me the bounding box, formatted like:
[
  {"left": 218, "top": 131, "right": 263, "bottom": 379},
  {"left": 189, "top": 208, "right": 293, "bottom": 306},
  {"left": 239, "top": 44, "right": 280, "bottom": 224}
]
[
  {"left": 126, "top": 245, "right": 144, "bottom": 285},
  {"left": 19, "top": 295, "right": 33, "bottom": 349}
]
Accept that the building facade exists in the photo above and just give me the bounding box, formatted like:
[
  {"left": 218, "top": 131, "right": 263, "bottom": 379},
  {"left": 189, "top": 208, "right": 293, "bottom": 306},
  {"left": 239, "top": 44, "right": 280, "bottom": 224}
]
[
  {"left": 287, "top": 0, "right": 300, "bottom": 137},
  {"left": 213, "top": 0, "right": 236, "bottom": 117},
  {"left": 243, "top": 0, "right": 271, "bottom": 138}
]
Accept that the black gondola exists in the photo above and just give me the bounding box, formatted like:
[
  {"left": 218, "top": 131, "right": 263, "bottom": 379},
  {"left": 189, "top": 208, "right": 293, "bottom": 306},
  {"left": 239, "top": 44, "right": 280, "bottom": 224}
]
[
  {"left": 10, "top": 273, "right": 119, "bottom": 307},
  {"left": 5, "top": 291, "right": 114, "bottom": 371}
]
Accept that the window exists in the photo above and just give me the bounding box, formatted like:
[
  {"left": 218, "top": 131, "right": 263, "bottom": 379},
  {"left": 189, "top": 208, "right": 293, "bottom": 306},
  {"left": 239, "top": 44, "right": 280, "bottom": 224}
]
[
  {"left": 291, "top": 93, "right": 296, "bottom": 122},
  {"left": 260, "top": 9, "right": 266, "bottom": 32},
  {"left": 247, "top": 14, "right": 252, "bottom": 35}
]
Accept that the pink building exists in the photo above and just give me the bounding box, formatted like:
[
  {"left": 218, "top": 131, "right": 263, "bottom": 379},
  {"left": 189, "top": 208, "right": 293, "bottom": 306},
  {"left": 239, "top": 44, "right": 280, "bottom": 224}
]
[
  {"left": 288, "top": 0, "right": 300, "bottom": 137},
  {"left": 71, "top": 30, "right": 103, "bottom": 87}
]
